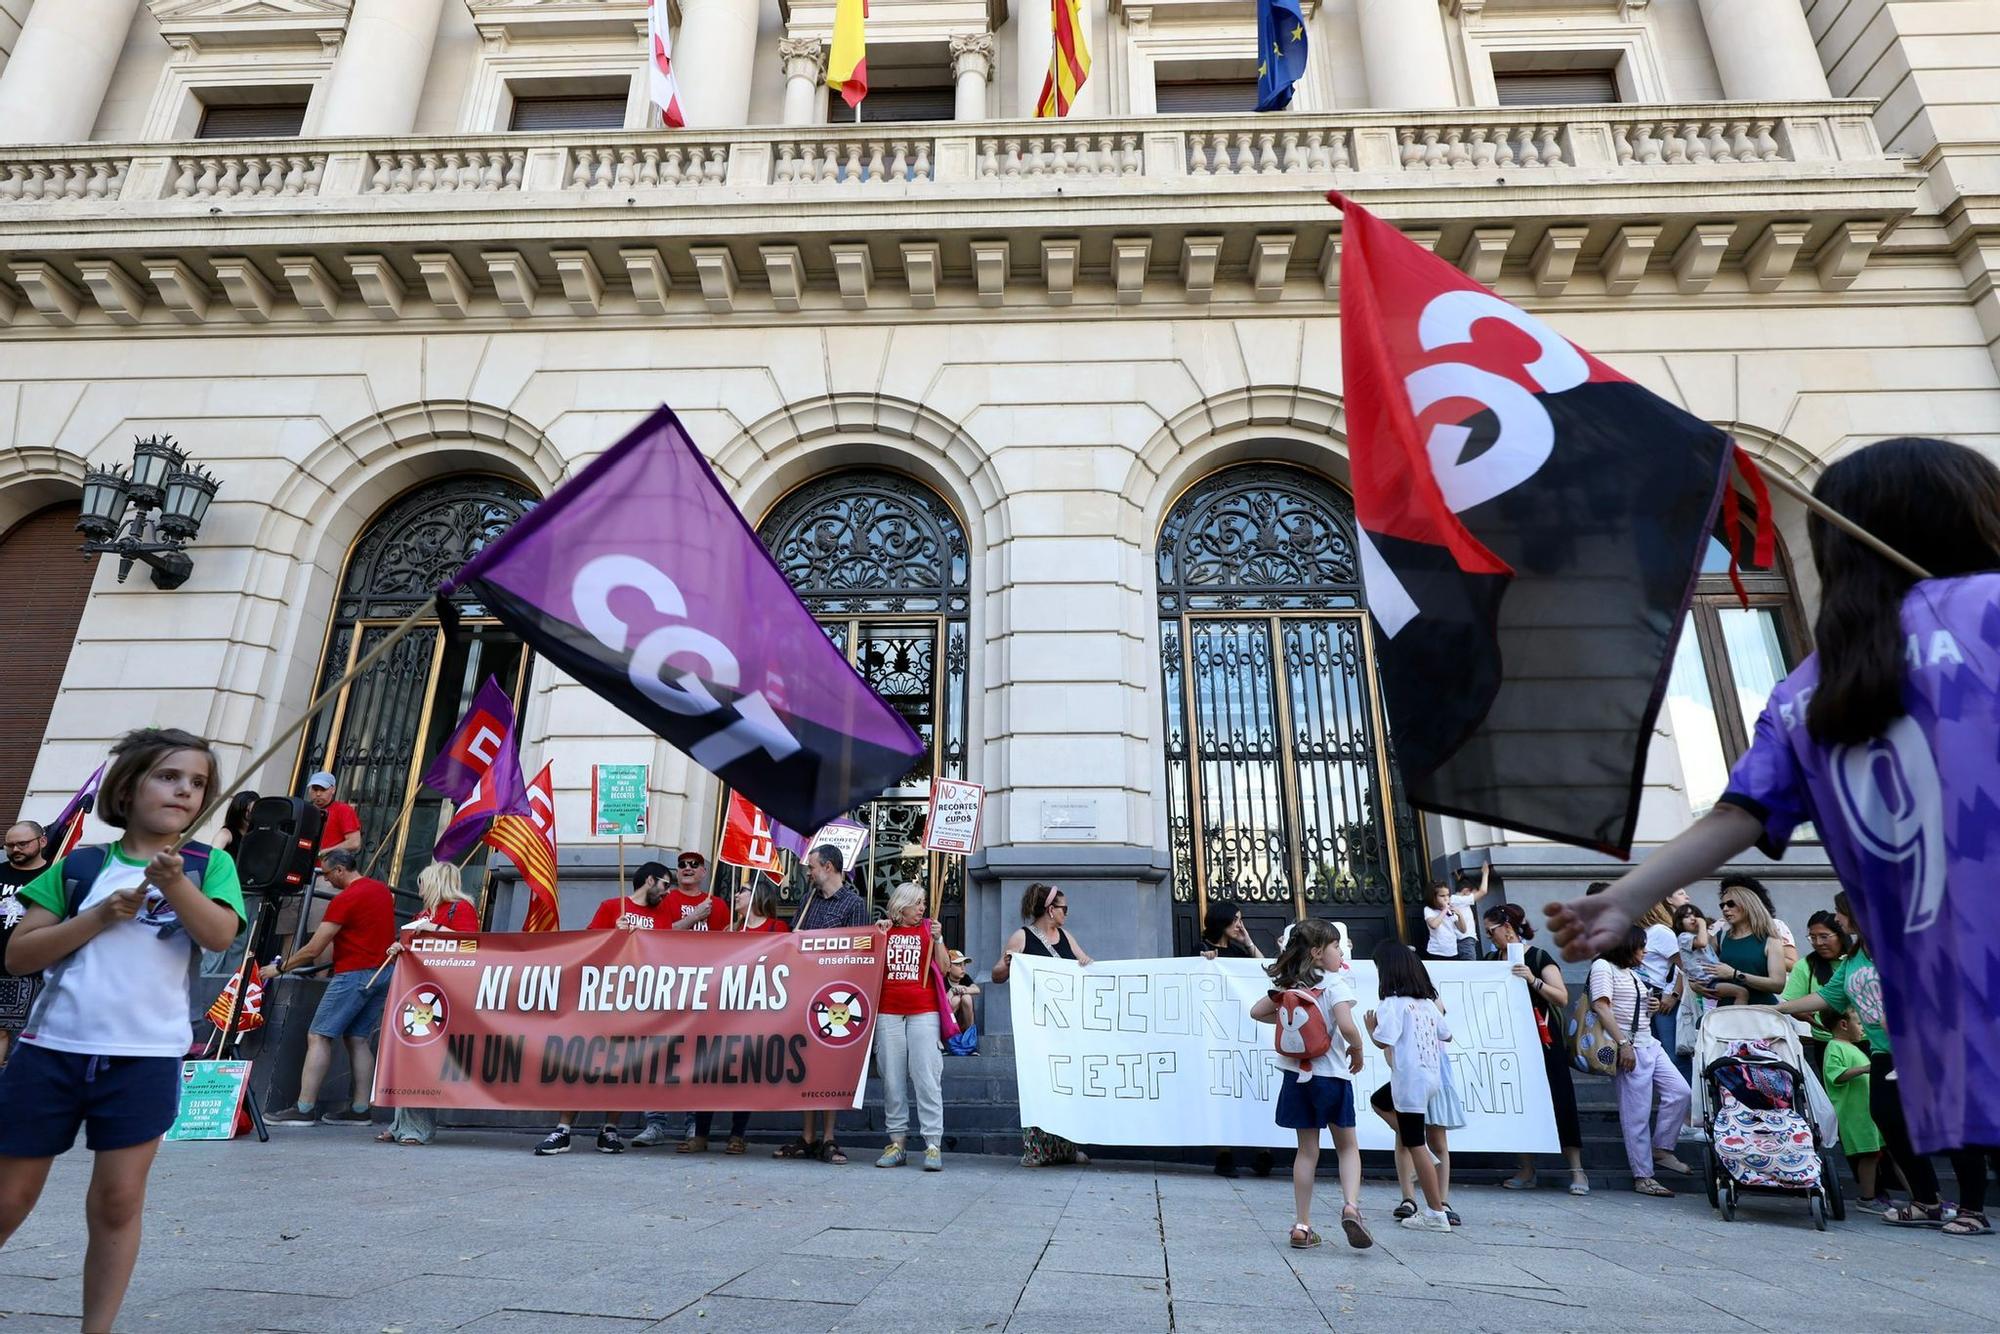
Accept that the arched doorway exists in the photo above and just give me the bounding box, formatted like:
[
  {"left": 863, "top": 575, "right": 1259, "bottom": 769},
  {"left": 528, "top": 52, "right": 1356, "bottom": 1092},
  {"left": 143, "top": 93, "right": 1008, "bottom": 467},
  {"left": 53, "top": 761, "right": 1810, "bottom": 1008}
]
[
  {"left": 0, "top": 503, "right": 95, "bottom": 822},
  {"left": 1156, "top": 463, "right": 1423, "bottom": 958},
  {"left": 727, "top": 469, "right": 972, "bottom": 943},
  {"left": 294, "top": 474, "right": 537, "bottom": 894}
]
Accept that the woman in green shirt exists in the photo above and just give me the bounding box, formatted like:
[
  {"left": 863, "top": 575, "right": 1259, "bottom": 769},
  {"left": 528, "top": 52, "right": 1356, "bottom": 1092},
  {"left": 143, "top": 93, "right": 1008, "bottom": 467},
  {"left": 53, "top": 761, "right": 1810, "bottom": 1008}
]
[
  {"left": 1780, "top": 911, "right": 1849, "bottom": 1067},
  {"left": 1702, "top": 884, "right": 1787, "bottom": 1006}
]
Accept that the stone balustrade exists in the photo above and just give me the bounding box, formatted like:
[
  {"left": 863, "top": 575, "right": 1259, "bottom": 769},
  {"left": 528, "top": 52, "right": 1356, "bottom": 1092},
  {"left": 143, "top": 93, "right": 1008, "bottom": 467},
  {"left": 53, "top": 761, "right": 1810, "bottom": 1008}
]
[{"left": 0, "top": 101, "right": 1897, "bottom": 209}]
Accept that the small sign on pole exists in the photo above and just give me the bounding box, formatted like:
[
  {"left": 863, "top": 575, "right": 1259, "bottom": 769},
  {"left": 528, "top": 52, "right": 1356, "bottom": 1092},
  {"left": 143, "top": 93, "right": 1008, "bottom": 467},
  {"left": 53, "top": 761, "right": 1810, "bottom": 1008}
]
[
  {"left": 924, "top": 778, "right": 984, "bottom": 855},
  {"left": 808, "top": 818, "right": 868, "bottom": 872},
  {"left": 167, "top": 1059, "right": 252, "bottom": 1141},
  {"left": 591, "top": 764, "right": 649, "bottom": 838}
]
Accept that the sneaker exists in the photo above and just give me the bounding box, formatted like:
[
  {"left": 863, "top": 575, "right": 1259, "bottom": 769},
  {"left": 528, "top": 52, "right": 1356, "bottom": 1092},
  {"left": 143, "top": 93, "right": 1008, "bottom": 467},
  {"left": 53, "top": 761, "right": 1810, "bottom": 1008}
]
[
  {"left": 596, "top": 1126, "right": 625, "bottom": 1154},
  {"left": 1399, "top": 1210, "right": 1453, "bottom": 1233},
  {"left": 1856, "top": 1196, "right": 1896, "bottom": 1215},
  {"left": 266, "top": 1105, "right": 320, "bottom": 1125},
  {"left": 629, "top": 1123, "right": 673, "bottom": 1149},
  {"left": 534, "top": 1128, "right": 572, "bottom": 1156},
  {"left": 877, "top": 1143, "right": 907, "bottom": 1168},
  {"left": 323, "top": 1106, "right": 372, "bottom": 1125},
  {"left": 923, "top": 1146, "right": 943, "bottom": 1172},
  {"left": 677, "top": 1136, "right": 709, "bottom": 1155}
]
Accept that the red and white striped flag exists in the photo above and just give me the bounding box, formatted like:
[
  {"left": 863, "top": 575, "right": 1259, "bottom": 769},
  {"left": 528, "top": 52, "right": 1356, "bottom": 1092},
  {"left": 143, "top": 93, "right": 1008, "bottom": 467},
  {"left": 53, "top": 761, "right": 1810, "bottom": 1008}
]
[
  {"left": 648, "top": 0, "right": 685, "bottom": 128},
  {"left": 484, "top": 760, "right": 560, "bottom": 932}
]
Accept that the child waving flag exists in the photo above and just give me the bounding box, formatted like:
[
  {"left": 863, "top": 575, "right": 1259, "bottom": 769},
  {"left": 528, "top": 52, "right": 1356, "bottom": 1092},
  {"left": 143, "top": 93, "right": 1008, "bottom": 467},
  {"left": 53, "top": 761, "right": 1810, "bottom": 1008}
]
[{"left": 0, "top": 729, "right": 245, "bottom": 1332}]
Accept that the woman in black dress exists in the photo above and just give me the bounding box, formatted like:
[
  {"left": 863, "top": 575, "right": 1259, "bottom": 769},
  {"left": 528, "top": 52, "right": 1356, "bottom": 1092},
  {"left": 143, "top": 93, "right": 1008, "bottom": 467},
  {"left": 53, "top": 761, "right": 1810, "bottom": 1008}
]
[{"left": 993, "top": 883, "right": 1093, "bottom": 1167}]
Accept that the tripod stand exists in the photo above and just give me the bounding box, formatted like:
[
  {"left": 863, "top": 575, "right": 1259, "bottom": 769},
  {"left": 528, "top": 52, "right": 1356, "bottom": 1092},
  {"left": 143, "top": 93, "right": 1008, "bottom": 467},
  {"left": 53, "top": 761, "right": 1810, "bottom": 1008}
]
[{"left": 209, "top": 891, "right": 289, "bottom": 1143}]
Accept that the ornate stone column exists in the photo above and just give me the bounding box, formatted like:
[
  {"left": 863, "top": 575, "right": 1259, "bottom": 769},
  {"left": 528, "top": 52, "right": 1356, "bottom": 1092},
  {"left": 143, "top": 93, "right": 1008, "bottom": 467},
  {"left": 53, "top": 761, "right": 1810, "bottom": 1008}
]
[
  {"left": 1697, "top": 0, "right": 1831, "bottom": 100},
  {"left": 1016, "top": 0, "right": 1053, "bottom": 118},
  {"left": 951, "top": 34, "right": 996, "bottom": 122},
  {"left": 675, "top": 0, "right": 759, "bottom": 126},
  {"left": 779, "top": 37, "right": 827, "bottom": 126},
  {"left": 316, "top": 0, "right": 448, "bottom": 136},
  {"left": 0, "top": 0, "right": 144, "bottom": 143},
  {"left": 1355, "top": 0, "right": 1456, "bottom": 109}
]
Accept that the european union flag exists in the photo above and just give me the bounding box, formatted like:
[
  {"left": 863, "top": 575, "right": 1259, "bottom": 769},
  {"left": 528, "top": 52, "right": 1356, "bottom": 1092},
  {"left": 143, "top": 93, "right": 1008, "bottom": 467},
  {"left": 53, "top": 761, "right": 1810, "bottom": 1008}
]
[{"left": 1256, "top": 0, "right": 1308, "bottom": 112}]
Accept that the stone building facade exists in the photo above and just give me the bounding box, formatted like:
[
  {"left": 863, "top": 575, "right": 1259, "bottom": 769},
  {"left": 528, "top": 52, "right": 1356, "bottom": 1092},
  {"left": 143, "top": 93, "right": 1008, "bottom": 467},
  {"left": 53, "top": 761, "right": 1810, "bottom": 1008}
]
[{"left": 0, "top": 0, "right": 1995, "bottom": 981}]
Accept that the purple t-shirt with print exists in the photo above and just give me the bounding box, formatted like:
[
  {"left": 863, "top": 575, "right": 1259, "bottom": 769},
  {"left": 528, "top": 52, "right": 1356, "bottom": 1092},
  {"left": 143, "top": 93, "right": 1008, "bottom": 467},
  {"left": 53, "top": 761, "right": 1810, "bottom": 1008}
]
[{"left": 1721, "top": 573, "right": 2000, "bottom": 1155}]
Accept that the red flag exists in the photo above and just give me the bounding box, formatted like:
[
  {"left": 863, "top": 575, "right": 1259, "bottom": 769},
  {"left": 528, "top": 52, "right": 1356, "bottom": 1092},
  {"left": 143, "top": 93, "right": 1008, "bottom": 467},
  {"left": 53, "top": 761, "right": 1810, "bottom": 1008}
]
[
  {"left": 204, "top": 956, "right": 265, "bottom": 1034},
  {"left": 1333, "top": 192, "right": 1735, "bottom": 856},
  {"left": 485, "top": 761, "right": 559, "bottom": 932},
  {"left": 46, "top": 763, "right": 104, "bottom": 858},
  {"left": 718, "top": 791, "right": 785, "bottom": 874}
]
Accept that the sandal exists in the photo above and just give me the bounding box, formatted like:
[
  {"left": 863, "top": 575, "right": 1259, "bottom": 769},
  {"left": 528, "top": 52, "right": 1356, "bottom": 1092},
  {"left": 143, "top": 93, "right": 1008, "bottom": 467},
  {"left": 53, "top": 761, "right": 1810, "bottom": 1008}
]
[
  {"left": 725, "top": 1137, "right": 747, "bottom": 1155},
  {"left": 1883, "top": 1202, "right": 1949, "bottom": 1226},
  {"left": 1500, "top": 1175, "right": 1536, "bottom": 1191},
  {"left": 375, "top": 1130, "right": 396, "bottom": 1144},
  {"left": 1392, "top": 1198, "right": 1417, "bottom": 1220},
  {"left": 772, "top": 1138, "right": 815, "bottom": 1160},
  {"left": 1944, "top": 1212, "right": 1993, "bottom": 1237},
  {"left": 817, "top": 1140, "right": 849, "bottom": 1165},
  {"left": 397, "top": 1135, "right": 424, "bottom": 1146},
  {"left": 1443, "top": 1205, "right": 1462, "bottom": 1227},
  {"left": 1340, "top": 1204, "right": 1373, "bottom": 1250},
  {"left": 1289, "top": 1224, "right": 1322, "bottom": 1250},
  {"left": 1633, "top": 1178, "right": 1674, "bottom": 1197}
]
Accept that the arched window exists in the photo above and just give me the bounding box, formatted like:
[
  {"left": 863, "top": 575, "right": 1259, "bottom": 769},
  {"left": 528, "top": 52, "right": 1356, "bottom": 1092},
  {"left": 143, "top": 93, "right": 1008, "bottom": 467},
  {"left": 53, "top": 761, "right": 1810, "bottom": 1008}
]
[
  {"left": 1157, "top": 463, "right": 1424, "bottom": 956},
  {"left": 0, "top": 502, "right": 94, "bottom": 823},
  {"left": 744, "top": 470, "right": 971, "bottom": 936},
  {"left": 295, "top": 474, "right": 537, "bottom": 894},
  {"left": 1658, "top": 533, "right": 1808, "bottom": 822}
]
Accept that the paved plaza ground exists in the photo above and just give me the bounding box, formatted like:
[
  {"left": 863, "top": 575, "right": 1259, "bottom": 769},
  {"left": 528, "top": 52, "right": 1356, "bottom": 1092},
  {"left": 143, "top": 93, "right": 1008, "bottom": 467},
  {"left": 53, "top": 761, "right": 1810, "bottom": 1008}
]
[{"left": 0, "top": 1128, "right": 1993, "bottom": 1332}]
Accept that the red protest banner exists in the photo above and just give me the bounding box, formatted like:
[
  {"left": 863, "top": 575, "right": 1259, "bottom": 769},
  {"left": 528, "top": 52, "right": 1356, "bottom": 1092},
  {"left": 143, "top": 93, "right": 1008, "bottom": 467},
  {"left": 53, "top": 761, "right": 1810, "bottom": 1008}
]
[
  {"left": 718, "top": 791, "right": 786, "bottom": 874},
  {"left": 373, "top": 927, "right": 884, "bottom": 1112}
]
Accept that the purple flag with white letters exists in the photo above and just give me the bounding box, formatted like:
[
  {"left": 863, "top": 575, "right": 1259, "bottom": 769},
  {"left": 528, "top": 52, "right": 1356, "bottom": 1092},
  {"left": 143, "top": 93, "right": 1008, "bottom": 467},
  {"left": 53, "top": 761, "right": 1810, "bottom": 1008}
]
[
  {"left": 437, "top": 406, "right": 925, "bottom": 834},
  {"left": 420, "top": 675, "right": 517, "bottom": 805}
]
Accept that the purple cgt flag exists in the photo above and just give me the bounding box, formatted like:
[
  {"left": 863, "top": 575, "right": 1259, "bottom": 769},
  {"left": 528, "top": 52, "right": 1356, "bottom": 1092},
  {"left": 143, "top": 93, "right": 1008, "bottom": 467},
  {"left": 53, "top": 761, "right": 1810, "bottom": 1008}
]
[
  {"left": 420, "top": 675, "right": 518, "bottom": 805},
  {"left": 438, "top": 406, "right": 925, "bottom": 835},
  {"left": 432, "top": 725, "right": 530, "bottom": 862}
]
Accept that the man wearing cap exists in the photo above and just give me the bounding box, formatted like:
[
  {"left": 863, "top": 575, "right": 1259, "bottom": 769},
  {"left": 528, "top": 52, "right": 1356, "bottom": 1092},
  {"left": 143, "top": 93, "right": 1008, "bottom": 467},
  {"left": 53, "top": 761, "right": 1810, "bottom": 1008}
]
[
  {"left": 306, "top": 771, "right": 362, "bottom": 865},
  {"left": 644, "top": 850, "right": 737, "bottom": 1153}
]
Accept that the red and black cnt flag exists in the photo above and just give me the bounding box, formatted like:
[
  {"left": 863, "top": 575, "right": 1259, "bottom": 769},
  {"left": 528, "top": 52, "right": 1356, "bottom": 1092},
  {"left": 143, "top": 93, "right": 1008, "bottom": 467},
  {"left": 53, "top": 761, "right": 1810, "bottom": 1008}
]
[{"left": 1334, "top": 193, "right": 1762, "bottom": 857}]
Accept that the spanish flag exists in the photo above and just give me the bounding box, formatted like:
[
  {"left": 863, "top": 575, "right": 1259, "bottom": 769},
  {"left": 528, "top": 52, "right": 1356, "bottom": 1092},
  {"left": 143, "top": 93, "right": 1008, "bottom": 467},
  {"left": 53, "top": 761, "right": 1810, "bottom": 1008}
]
[
  {"left": 828, "top": 0, "right": 868, "bottom": 108},
  {"left": 484, "top": 759, "right": 561, "bottom": 932},
  {"left": 1036, "top": 0, "right": 1090, "bottom": 118}
]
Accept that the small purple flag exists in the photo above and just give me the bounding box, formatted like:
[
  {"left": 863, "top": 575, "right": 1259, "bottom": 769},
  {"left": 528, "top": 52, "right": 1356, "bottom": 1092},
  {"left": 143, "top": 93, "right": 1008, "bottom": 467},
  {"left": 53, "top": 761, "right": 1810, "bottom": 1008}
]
[
  {"left": 432, "top": 729, "right": 530, "bottom": 862},
  {"left": 421, "top": 676, "right": 518, "bottom": 805},
  {"left": 438, "top": 406, "right": 924, "bottom": 834}
]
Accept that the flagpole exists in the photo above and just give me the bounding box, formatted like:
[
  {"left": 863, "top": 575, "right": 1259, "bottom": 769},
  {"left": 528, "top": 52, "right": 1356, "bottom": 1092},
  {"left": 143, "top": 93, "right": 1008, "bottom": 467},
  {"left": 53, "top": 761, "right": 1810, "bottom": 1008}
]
[
  {"left": 1750, "top": 465, "right": 1933, "bottom": 581},
  {"left": 171, "top": 597, "right": 440, "bottom": 855},
  {"left": 361, "top": 786, "right": 423, "bottom": 881}
]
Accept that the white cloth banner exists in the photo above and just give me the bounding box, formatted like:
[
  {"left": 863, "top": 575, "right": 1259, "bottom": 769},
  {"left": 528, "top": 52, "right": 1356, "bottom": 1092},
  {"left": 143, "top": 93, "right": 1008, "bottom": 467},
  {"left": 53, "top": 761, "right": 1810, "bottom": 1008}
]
[{"left": 1008, "top": 955, "right": 1558, "bottom": 1152}]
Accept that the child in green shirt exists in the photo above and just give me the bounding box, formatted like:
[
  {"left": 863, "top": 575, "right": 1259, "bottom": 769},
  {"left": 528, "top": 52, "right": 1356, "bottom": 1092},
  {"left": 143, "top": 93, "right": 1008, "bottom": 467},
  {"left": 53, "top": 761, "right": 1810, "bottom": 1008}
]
[{"left": 1822, "top": 1009, "right": 1889, "bottom": 1211}]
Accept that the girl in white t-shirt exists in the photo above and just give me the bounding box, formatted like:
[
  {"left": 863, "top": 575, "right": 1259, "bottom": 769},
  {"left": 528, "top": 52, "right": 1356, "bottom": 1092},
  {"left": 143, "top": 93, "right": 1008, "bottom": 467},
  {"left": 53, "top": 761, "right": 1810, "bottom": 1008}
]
[
  {"left": 0, "top": 729, "right": 246, "bottom": 1333},
  {"left": 1421, "top": 882, "right": 1462, "bottom": 962},
  {"left": 1365, "top": 942, "right": 1455, "bottom": 1233},
  {"left": 1251, "top": 920, "right": 1371, "bottom": 1251}
]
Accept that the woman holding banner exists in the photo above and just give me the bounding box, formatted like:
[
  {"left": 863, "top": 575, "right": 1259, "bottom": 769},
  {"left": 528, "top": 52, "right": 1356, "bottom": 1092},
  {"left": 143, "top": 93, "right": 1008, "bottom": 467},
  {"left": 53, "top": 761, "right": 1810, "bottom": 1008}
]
[
  {"left": 378, "top": 863, "right": 478, "bottom": 1147},
  {"left": 1483, "top": 905, "right": 1590, "bottom": 1195},
  {"left": 993, "top": 883, "right": 1093, "bottom": 1168}
]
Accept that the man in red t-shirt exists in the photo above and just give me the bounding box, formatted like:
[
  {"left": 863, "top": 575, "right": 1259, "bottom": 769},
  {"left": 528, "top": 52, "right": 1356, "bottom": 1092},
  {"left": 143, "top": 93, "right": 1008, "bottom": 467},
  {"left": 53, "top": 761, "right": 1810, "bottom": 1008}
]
[
  {"left": 535, "top": 861, "right": 673, "bottom": 1157},
  {"left": 307, "top": 771, "right": 362, "bottom": 866},
  {"left": 664, "top": 851, "right": 729, "bottom": 932},
  {"left": 263, "top": 850, "right": 397, "bottom": 1125}
]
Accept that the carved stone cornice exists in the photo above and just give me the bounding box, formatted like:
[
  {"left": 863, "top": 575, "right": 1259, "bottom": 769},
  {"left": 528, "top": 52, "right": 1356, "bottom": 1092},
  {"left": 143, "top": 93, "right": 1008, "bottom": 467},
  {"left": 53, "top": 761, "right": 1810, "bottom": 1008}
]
[
  {"left": 144, "top": 0, "right": 352, "bottom": 51},
  {"left": 465, "top": 0, "right": 662, "bottom": 47}
]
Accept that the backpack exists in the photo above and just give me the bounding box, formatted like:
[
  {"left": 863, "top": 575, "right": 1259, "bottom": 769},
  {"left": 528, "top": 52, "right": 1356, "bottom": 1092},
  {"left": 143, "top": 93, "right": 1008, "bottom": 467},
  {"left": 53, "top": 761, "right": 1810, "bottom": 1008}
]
[{"left": 1272, "top": 987, "right": 1333, "bottom": 1070}]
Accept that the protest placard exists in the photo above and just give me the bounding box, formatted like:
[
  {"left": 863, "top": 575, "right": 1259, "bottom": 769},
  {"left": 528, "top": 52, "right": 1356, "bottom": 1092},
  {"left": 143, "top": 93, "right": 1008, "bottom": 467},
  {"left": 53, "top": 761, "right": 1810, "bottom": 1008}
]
[
  {"left": 375, "top": 927, "right": 885, "bottom": 1112},
  {"left": 923, "top": 778, "right": 983, "bottom": 854},
  {"left": 591, "top": 764, "right": 648, "bottom": 837},
  {"left": 167, "top": 1060, "right": 252, "bottom": 1141},
  {"left": 1008, "top": 955, "right": 1557, "bottom": 1152}
]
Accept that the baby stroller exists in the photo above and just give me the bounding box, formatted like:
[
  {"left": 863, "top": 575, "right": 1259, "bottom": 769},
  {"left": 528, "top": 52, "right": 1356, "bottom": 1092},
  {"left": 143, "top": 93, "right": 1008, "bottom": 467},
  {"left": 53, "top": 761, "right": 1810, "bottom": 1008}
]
[{"left": 1694, "top": 1006, "right": 1845, "bottom": 1230}]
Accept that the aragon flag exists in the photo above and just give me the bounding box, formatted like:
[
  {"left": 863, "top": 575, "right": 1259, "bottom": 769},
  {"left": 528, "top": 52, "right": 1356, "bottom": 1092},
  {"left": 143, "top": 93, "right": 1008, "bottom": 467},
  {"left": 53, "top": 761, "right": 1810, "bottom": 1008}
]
[
  {"left": 437, "top": 406, "right": 924, "bottom": 836},
  {"left": 485, "top": 760, "right": 559, "bottom": 932},
  {"left": 1334, "top": 193, "right": 1750, "bottom": 856}
]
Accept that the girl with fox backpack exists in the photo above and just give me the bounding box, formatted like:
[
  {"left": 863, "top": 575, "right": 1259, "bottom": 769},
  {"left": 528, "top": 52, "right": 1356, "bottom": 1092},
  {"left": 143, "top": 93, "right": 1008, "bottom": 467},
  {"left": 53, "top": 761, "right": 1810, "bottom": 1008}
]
[
  {"left": 0, "top": 729, "right": 245, "bottom": 1332},
  {"left": 1250, "top": 920, "right": 1371, "bottom": 1250}
]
